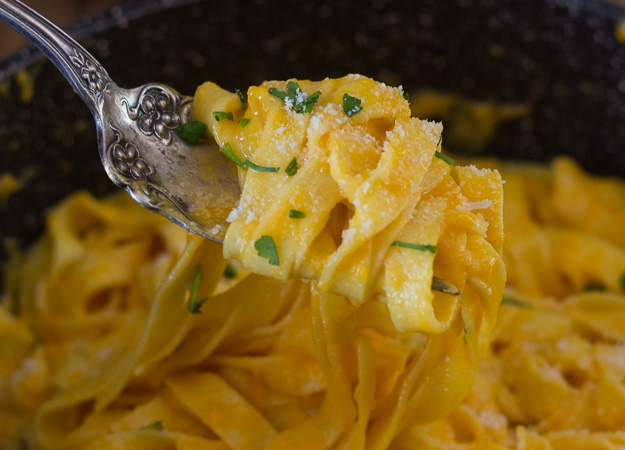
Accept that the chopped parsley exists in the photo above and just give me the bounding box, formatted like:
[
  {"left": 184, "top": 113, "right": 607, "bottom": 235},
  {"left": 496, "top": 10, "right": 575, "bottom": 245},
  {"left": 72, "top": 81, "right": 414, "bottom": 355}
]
[
  {"left": 269, "top": 81, "right": 321, "bottom": 113},
  {"left": 500, "top": 296, "right": 532, "bottom": 309},
  {"left": 269, "top": 87, "right": 288, "bottom": 101},
  {"left": 220, "top": 145, "right": 281, "bottom": 173},
  {"left": 245, "top": 160, "right": 280, "bottom": 172},
  {"left": 187, "top": 265, "right": 209, "bottom": 314},
  {"left": 224, "top": 263, "right": 237, "bottom": 279},
  {"left": 220, "top": 143, "right": 245, "bottom": 168},
  {"left": 289, "top": 209, "right": 306, "bottom": 219},
  {"left": 254, "top": 235, "right": 279, "bottom": 265},
  {"left": 140, "top": 421, "right": 164, "bottom": 431},
  {"left": 238, "top": 118, "right": 251, "bottom": 127},
  {"left": 176, "top": 120, "right": 207, "bottom": 144},
  {"left": 285, "top": 157, "right": 298, "bottom": 176},
  {"left": 431, "top": 276, "right": 460, "bottom": 295},
  {"left": 342, "top": 93, "right": 363, "bottom": 117},
  {"left": 213, "top": 111, "right": 233, "bottom": 121},
  {"left": 398, "top": 86, "right": 410, "bottom": 101},
  {"left": 435, "top": 150, "right": 454, "bottom": 165},
  {"left": 392, "top": 241, "right": 437, "bottom": 253},
  {"left": 620, "top": 272, "right": 625, "bottom": 293},
  {"left": 298, "top": 91, "right": 321, "bottom": 113},
  {"left": 583, "top": 281, "right": 606, "bottom": 292},
  {"left": 235, "top": 88, "right": 248, "bottom": 110}
]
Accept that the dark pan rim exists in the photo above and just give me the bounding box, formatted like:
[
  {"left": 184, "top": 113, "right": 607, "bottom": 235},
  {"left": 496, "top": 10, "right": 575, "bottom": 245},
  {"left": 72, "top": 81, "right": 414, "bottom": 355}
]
[{"left": 1, "top": 0, "right": 625, "bottom": 84}]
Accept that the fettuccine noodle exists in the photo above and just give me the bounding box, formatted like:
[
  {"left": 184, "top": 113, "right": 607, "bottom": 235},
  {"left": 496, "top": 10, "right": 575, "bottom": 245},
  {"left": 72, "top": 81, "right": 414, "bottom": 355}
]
[{"left": 1, "top": 76, "right": 624, "bottom": 449}]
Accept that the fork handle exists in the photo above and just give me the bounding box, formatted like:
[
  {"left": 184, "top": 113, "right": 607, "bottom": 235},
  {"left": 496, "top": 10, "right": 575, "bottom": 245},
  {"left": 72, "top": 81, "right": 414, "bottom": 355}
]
[{"left": 0, "top": 0, "right": 112, "bottom": 114}]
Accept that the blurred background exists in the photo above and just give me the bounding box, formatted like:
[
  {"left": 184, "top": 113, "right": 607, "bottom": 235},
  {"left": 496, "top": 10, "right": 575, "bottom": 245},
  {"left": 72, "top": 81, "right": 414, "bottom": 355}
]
[
  {"left": 0, "top": 0, "right": 129, "bottom": 59},
  {"left": 2, "top": 0, "right": 625, "bottom": 61}
]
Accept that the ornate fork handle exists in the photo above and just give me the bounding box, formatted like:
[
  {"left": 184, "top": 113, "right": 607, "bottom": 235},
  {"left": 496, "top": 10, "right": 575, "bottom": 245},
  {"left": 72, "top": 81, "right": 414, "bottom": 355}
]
[
  {"left": 0, "top": 0, "right": 111, "bottom": 113},
  {"left": 0, "top": 0, "right": 242, "bottom": 243}
]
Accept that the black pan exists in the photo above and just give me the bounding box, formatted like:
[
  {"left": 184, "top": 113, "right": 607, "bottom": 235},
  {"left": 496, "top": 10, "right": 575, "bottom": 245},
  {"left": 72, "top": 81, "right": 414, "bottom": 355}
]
[{"left": 2, "top": 0, "right": 625, "bottom": 289}]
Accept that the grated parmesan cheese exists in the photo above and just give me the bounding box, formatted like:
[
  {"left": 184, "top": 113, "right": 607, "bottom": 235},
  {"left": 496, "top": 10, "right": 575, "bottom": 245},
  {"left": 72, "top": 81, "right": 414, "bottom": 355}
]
[{"left": 460, "top": 199, "right": 493, "bottom": 211}]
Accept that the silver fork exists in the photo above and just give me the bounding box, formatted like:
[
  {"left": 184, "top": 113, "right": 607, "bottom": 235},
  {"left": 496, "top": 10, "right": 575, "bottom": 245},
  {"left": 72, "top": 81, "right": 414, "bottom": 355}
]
[{"left": 0, "top": 0, "right": 240, "bottom": 242}]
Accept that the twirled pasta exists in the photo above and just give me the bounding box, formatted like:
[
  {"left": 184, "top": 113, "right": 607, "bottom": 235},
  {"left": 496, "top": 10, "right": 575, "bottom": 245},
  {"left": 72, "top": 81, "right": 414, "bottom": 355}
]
[{"left": 194, "top": 74, "right": 505, "bottom": 337}]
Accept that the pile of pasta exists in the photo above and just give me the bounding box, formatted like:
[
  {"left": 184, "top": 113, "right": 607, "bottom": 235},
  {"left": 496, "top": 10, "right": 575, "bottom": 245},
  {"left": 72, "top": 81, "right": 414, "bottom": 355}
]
[
  {"left": 0, "top": 75, "right": 623, "bottom": 449},
  {"left": 3, "top": 157, "right": 624, "bottom": 450},
  {"left": 1, "top": 189, "right": 502, "bottom": 450}
]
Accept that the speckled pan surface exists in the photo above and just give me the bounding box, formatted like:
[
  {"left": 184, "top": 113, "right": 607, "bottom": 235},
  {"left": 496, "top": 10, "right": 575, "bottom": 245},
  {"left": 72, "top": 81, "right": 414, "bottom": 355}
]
[{"left": 1, "top": 0, "right": 625, "bottom": 274}]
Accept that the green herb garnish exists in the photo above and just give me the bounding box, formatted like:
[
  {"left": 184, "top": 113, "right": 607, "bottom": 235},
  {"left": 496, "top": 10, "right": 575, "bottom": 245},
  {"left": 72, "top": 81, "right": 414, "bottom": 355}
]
[
  {"left": 399, "top": 86, "right": 410, "bottom": 101},
  {"left": 245, "top": 160, "right": 280, "bottom": 172},
  {"left": 620, "top": 272, "right": 625, "bottom": 293},
  {"left": 238, "top": 118, "right": 251, "bottom": 127},
  {"left": 285, "top": 157, "right": 298, "bottom": 176},
  {"left": 224, "top": 263, "right": 237, "bottom": 279},
  {"left": 30, "top": 334, "right": 42, "bottom": 352},
  {"left": 296, "top": 91, "right": 321, "bottom": 113},
  {"left": 431, "top": 277, "right": 460, "bottom": 295},
  {"left": 500, "top": 296, "right": 532, "bottom": 309},
  {"left": 254, "top": 235, "right": 279, "bottom": 265},
  {"left": 268, "top": 87, "right": 288, "bottom": 101},
  {"left": 342, "top": 93, "right": 363, "bottom": 117},
  {"left": 220, "top": 143, "right": 245, "bottom": 168},
  {"left": 269, "top": 81, "right": 321, "bottom": 113},
  {"left": 187, "top": 265, "right": 209, "bottom": 314},
  {"left": 583, "top": 281, "right": 606, "bottom": 292},
  {"left": 176, "top": 120, "right": 207, "bottom": 144},
  {"left": 213, "top": 111, "right": 233, "bottom": 121},
  {"left": 141, "top": 421, "right": 164, "bottom": 431},
  {"left": 437, "top": 134, "right": 443, "bottom": 147},
  {"left": 435, "top": 150, "right": 454, "bottom": 165},
  {"left": 289, "top": 209, "right": 306, "bottom": 219},
  {"left": 235, "top": 88, "right": 248, "bottom": 110},
  {"left": 392, "top": 241, "right": 437, "bottom": 253}
]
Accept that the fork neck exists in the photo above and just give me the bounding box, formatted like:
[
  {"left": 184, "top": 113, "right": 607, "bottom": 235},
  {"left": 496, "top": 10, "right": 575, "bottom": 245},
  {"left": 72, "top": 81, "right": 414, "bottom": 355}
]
[{"left": 0, "top": 0, "right": 113, "bottom": 115}]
